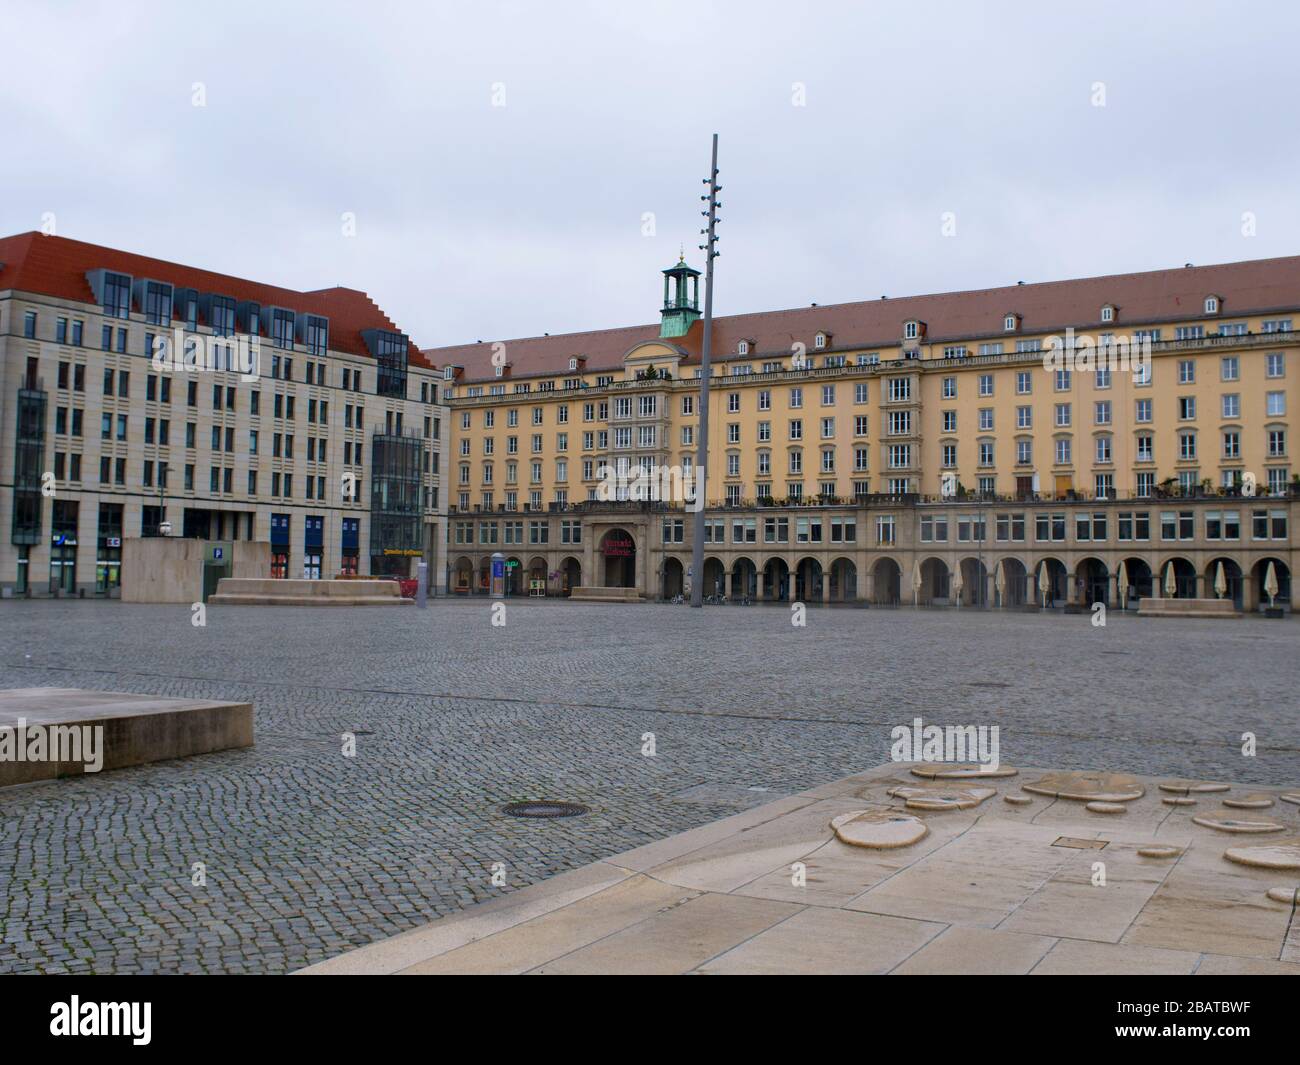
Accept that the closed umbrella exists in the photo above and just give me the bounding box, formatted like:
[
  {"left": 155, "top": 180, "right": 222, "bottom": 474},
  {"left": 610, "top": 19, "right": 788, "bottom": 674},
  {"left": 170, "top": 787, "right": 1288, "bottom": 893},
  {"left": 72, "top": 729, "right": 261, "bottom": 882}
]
[
  {"left": 1117, "top": 560, "right": 1129, "bottom": 609},
  {"left": 994, "top": 560, "right": 1006, "bottom": 607},
  {"left": 950, "top": 564, "right": 964, "bottom": 607},
  {"left": 1164, "top": 562, "right": 1178, "bottom": 598},
  {"left": 1037, "top": 561, "right": 1050, "bottom": 607},
  {"left": 1265, "top": 561, "right": 1279, "bottom": 607},
  {"left": 911, "top": 558, "right": 922, "bottom": 607},
  {"left": 1214, "top": 561, "right": 1227, "bottom": 600}
]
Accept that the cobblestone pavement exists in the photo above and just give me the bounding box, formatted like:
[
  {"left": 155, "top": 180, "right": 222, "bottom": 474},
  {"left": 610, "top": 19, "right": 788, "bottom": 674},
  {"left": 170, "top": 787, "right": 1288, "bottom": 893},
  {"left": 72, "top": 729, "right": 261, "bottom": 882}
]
[{"left": 0, "top": 599, "right": 1296, "bottom": 974}]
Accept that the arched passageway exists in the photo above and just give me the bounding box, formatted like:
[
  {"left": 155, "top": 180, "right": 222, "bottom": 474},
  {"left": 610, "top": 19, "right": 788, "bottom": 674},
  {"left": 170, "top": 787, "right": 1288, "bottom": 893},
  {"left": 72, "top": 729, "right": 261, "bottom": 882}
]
[
  {"left": 795, "top": 558, "right": 823, "bottom": 602},
  {"left": 600, "top": 528, "right": 637, "bottom": 587},
  {"left": 764, "top": 558, "right": 790, "bottom": 602},
  {"left": 559, "top": 556, "right": 581, "bottom": 596},
  {"left": 1253, "top": 557, "right": 1291, "bottom": 612},
  {"left": 1076, "top": 557, "right": 1110, "bottom": 607},
  {"left": 662, "top": 557, "right": 684, "bottom": 600},
  {"left": 731, "top": 557, "right": 758, "bottom": 600},
  {"left": 870, "top": 558, "right": 898, "bottom": 605},
  {"left": 1205, "top": 557, "right": 1243, "bottom": 609}
]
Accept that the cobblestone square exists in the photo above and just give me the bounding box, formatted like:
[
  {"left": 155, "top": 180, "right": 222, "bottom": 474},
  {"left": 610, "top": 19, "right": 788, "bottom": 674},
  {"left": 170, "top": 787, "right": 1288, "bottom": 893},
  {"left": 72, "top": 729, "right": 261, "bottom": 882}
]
[{"left": 0, "top": 600, "right": 1295, "bottom": 974}]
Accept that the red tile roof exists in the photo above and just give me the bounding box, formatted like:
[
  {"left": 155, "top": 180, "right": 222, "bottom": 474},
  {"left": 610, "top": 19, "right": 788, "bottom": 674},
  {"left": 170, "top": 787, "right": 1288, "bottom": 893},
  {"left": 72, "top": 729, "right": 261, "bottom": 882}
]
[
  {"left": 425, "top": 255, "right": 1300, "bottom": 383},
  {"left": 0, "top": 231, "right": 432, "bottom": 368}
]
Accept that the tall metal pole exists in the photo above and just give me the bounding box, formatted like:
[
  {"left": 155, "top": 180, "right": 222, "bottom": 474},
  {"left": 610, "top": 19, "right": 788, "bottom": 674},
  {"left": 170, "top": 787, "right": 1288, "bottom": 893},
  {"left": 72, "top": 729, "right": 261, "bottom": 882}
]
[{"left": 690, "top": 133, "right": 721, "bottom": 608}]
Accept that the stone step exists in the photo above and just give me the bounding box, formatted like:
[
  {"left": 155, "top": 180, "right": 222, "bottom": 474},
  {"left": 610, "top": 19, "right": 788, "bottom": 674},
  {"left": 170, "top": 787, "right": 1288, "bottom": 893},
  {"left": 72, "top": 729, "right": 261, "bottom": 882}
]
[
  {"left": 1137, "top": 597, "right": 1240, "bottom": 618},
  {"left": 213, "top": 578, "right": 402, "bottom": 598},
  {"left": 208, "top": 594, "right": 412, "bottom": 606},
  {"left": 568, "top": 586, "right": 643, "bottom": 602}
]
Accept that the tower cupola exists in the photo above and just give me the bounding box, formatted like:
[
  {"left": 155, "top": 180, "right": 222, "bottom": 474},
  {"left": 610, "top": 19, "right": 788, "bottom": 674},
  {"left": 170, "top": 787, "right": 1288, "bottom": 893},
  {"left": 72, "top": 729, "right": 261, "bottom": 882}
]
[{"left": 659, "top": 253, "right": 701, "bottom": 338}]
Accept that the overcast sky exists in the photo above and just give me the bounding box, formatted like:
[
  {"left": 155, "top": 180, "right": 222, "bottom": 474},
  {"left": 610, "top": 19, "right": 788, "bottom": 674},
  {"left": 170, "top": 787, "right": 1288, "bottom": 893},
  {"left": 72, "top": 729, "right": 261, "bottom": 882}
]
[{"left": 6, "top": 1, "right": 1300, "bottom": 349}]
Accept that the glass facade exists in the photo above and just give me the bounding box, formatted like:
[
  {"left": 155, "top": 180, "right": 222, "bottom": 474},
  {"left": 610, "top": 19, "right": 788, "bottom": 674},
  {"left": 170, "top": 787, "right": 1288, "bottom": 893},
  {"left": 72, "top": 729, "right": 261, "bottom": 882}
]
[{"left": 369, "top": 433, "right": 424, "bottom": 575}]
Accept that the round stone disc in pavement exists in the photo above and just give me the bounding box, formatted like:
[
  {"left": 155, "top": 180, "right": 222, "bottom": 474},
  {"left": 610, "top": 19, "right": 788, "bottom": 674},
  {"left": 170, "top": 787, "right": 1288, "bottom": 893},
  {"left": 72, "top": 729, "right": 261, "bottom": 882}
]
[
  {"left": 1222, "top": 794, "right": 1276, "bottom": 809},
  {"left": 1158, "top": 780, "right": 1231, "bottom": 795},
  {"left": 1086, "top": 801, "right": 1127, "bottom": 814},
  {"left": 887, "top": 784, "right": 996, "bottom": 811},
  {"left": 908, "top": 764, "right": 1017, "bottom": 780},
  {"left": 1022, "top": 771, "right": 1146, "bottom": 803},
  {"left": 831, "top": 809, "right": 929, "bottom": 849},
  {"left": 1279, "top": 792, "right": 1300, "bottom": 806},
  {"left": 1266, "top": 886, "right": 1299, "bottom": 904},
  {"left": 1003, "top": 794, "right": 1033, "bottom": 806},
  {"left": 1223, "top": 839, "right": 1300, "bottom": 869},
  {"left": 1138, "top": 845, "right": 1182, "bottom": 859},
  {"left": 1161, "top": 797, "right": 1197, "bottom": 806},
  {"left": 1192, "top": 812, "right": 1286, "bottom": 834}
]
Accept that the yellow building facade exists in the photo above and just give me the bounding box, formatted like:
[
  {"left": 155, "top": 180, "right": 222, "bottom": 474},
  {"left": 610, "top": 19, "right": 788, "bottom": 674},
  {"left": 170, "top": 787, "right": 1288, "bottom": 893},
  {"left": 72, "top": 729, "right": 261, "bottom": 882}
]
[{"left": 430, "top": 256, "right": 1299, "bottom": 611}]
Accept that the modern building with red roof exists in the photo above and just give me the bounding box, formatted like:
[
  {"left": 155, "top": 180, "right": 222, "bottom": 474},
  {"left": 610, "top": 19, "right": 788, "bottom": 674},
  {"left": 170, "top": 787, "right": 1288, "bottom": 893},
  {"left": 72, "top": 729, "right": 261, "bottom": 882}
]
[{"left": 1, "top": 232, "right": 446, "bottom": 598}]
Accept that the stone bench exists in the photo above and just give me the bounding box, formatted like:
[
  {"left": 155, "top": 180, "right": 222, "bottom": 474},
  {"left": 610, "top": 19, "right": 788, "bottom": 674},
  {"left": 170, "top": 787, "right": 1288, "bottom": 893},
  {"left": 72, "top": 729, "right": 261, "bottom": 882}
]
[
  {"left": 1, "top": 688, "right": 253, "bottom": 787},
  {"left": 209, "top": 578, "right": 413, "bottom": 606},
  {"left": 1137, "top": 597, "right": 1240, "bottom": 618}
]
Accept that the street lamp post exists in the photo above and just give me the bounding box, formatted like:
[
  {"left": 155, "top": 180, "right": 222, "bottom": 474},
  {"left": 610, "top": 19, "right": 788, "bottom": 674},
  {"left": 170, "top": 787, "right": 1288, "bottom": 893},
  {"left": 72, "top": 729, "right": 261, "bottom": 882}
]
[{"left": 690, "top": 133, "right": 721, "bottom": 608}]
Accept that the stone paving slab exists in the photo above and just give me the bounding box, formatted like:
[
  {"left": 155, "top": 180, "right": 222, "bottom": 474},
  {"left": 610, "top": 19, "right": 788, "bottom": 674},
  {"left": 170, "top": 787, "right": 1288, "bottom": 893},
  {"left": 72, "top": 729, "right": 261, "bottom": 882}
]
[
  {"left": 2, "top": 600, "right": 1297, "bottom": 974},
  {"left": 300, "top": 762, "right": 1300, "bottom": 975}
]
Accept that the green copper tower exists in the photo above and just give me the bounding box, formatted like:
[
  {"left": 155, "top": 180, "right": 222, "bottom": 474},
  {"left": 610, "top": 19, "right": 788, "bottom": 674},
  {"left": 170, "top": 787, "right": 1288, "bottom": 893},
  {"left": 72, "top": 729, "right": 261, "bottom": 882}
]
[{"left": 659, "top": 254, "right": 701, "bottom": 338}]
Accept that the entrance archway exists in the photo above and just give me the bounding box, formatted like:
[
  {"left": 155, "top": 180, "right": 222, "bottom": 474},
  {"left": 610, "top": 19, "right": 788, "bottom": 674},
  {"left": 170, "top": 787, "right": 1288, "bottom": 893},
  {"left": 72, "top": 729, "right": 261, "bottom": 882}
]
[
  {"left": 560, "top": 556, "right": 581, "bottom": 596},
  {"left": 506, "top": 556, "right": 524, "bottom": 596},
  {"left": 527, "top": 556, "right": 548, "bottom": 594},
  {"left": 1034, "top": 557, "right": 1067, "bottom": 607},
  {"left": 764, "top": 558, "right": 790, "bottom": 601},
  {"left": 829, "top": 558, "right": 858, "bottom": 602},
  {"left": 1252, "top": 557, "right": 1291, "bottom": 611},
  {"left": 1076, "top": 557, "right": 1110, "bottom": 607},
  {"left": 795, "top": 557, "right": 823, "bottom": 602},
  {"left": 870, "top": 557, "right": 898, "bottom": 605},
  {"left": 919, "top": 557, "right": 949, "bottom": 605},
  {"left": 600, "top": 528, "right": 637, "bottom": 588},
  {"left": 958, "top": 558, "right": 989, "bottom": 607},
  {"left": 997, "top": 558, "right": 1027, "bottom": 607},
  {"left": 1205, "top": 557, "right": 1243, "bottom": 609},
  {"left": 731, "top": 557, "right": 758, "bottom": 600},
  {"left": 1118, "top": 557, "right": 1153, "bottom": 606},
  {"left": 702, "top": 556, "right": 726, "bottom": 599},
  {"left": 1160, "top": 557, "right": 1197, "bottom": 599},
  {"left": 662, "top": 557, "right": 685, "bottom": 600}
]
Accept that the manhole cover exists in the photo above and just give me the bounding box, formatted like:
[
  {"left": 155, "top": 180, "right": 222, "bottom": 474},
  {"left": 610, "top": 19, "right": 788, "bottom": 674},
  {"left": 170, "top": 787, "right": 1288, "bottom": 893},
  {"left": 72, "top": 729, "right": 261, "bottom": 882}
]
[{"left": 502, "top": 801, "right": 589, "bottom": 819}]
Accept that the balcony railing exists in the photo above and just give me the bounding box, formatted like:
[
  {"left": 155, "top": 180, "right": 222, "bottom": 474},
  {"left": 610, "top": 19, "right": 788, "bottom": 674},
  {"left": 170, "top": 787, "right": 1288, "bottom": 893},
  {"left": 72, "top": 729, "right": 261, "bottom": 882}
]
[{"left": 447, "top": 482, "right": 1300, "bottom": 519}]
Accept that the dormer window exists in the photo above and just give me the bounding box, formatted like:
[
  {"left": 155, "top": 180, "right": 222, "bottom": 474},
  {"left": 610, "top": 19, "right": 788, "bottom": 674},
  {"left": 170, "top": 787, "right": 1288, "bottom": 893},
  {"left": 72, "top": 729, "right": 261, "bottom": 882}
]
[
  {"left": 903, "top": 320, "right": 919, "bottom": 340},
  {"left": 1003, "top": 314, "right": 1019, "bottom": 332},
  {"left": 1204, "top": 295, "right": 1220, "bottom": 315},
  {"left": 1100, "top": 304, "right": 1115, "bottom": 323},
  {"left": 814, "top": 332, "right": 828, "bottom": 349},
  {"left": 495, "top": 362, "right": 510, "bottom": 378},
  {"left": 738, "top": 340, "right": 749, "bottom": 356},
  {"left": 443, "top": 366, "right": 456, "bottom": 381},
  {"left": 568, "top": 356, "right": 578, "bottom": 370}
]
